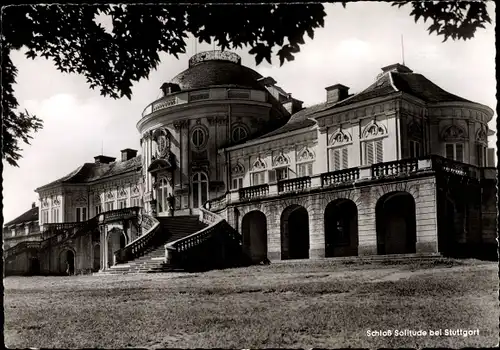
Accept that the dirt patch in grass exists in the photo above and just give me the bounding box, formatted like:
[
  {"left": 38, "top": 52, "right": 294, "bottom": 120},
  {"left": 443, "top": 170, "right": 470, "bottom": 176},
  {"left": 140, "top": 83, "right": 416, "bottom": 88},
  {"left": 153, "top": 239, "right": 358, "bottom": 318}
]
[{"left": 4, "top": 258, "right": 498, "bottom": 348}]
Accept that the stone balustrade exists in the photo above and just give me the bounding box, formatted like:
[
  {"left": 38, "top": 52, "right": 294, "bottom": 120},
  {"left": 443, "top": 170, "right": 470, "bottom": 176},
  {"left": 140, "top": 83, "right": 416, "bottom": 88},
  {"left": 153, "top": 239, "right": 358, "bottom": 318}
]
[
  {"left": 201, "top": 155, "right": 490, "bottom": 213},
  {"left": 278, "top": 176, "right": 312, "bottom": 193},
  {"left": 239, "top": 184, "right": 269, "bottom": 200},
  {"left": 321, "top": 168, "right": 360, "bottom": 187},
  {"left": 114, "top": 213, "right": 160, "bottom": 264},
  {"left": 372, "top": 159, "right": 418, "bottom": 178}
]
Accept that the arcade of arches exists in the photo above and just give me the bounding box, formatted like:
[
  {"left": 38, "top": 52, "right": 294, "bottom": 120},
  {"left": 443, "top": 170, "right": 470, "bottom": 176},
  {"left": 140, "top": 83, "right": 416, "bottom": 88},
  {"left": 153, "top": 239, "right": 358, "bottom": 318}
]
[{"left": 236, "top": 185, "right": 436, "bottom": 261}]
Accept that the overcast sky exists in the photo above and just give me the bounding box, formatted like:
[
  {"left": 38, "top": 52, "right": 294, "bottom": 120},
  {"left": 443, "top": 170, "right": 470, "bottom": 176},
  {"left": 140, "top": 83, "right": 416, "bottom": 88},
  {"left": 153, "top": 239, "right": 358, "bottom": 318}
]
[{"left": 3, "top": 2, "right": 496, "bottom": 223}]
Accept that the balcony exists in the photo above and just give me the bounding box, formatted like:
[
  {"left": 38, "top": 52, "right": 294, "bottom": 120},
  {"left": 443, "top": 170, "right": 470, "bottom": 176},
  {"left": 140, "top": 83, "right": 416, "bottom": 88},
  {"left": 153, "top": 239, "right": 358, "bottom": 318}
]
[
  {"left": 204, "top": 155, "right": 488, "bottom": 211},
  {"left": 278, "top": 176, "right": 312, "bottom": 193}
]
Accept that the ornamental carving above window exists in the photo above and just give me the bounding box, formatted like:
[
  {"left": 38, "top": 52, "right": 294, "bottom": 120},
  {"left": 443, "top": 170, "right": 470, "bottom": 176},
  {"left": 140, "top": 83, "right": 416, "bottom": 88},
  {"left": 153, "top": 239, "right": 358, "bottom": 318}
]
[
  {"left": 297, "top": 147, "right": 315, "bottom": 162},
  {"left": 132, "top": 186, "right": 140, "bottom": 195},
  {"left": 329, "top": 130, "right": 352, "bottom": 146},
  {"left": 252, "top": 157, "right": 267, "bottom": 171},
  {"left": 273, "top": 152, "right": 289, "bottom": 167},
  {"left": 117, "top": 187, "right": 127, "bottom": 198},
  {"left": 408, "top": 121, "right": 423, "bottom": 138},
  {"left": 362, "top": 122, "right": 387, "bottom": 139},
  {"left": 53, "top": 198, "right": 61, "bottom": 206},
  {"left": 153, "top": 128, "right": 170, "bottom": 158},
  {"left": 106, "top": 191, "right": 114, "bottom": 200},
  {"left": 41, "top": 199, "right": 49, "bottom": 208},
  {"left": 442, "top": 125, "right": 467, "bottom": 141},
  {"left": 231, "top": 162, "right": 245, "bottom": 175},
  {"left": 476, "top": 127, "right": 487, "bottom": 143}
]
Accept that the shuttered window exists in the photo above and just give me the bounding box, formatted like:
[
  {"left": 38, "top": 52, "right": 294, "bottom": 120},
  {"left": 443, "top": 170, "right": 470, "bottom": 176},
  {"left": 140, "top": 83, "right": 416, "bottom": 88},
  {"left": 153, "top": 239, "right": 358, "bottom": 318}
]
[
  {"left": 328, "top": 146, "right": 349, "bottom": 171},
  {"left": 363, "top": 140, "right": 383, "bottom": 165}
]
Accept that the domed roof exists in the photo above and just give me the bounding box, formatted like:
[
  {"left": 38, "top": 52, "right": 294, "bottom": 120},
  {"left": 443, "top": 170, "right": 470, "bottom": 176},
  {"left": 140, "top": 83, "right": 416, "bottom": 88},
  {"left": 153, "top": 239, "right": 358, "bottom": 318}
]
[{"left": 169, "top": 51, "right": 266, "bottom": 92}]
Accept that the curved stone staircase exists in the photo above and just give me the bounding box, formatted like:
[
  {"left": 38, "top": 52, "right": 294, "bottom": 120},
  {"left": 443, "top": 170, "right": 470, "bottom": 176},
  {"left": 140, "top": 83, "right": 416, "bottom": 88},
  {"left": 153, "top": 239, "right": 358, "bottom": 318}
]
[{"left": 98, "top": 216, "right": 208, "bottom": 275}]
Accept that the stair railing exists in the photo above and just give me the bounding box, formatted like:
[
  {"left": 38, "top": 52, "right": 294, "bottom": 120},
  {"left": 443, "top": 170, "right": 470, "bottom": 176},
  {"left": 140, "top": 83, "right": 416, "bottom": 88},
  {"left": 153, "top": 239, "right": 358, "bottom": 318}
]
[
  {"left": 164, "top": 208, "right": 242, "bottom": 270},
  {"left": 114, "top": 213, "right": 160, "bottom": 264}
]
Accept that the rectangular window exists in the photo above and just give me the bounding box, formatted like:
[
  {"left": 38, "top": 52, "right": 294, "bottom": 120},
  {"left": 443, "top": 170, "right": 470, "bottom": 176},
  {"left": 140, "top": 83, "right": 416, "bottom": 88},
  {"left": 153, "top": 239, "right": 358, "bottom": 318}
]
[
  {"left": 11, "top": 228, "right": 16, "bottom": 237},
  {"left": 363, "top": 140, "right": 383, "bottom": 165},
  {"left": 409, "top": 140, "right": 420, "bottom": 158},
  {"left": 329, "top": 147, "right": 349, "bottom": 171},
  {"left": 25, "top": 225, "right": 30, "bottom": 235},
  {"left": 232, "top": 177, "right": 244, "bottom": 190},
  {"left": 76, "top": 207, "right": 87, "bottom": 222},
  {"left": 105, "top": 202, "right": 114, "bottom": 212},
  {"left": 95, "top": 205, "right": 102, "bottom": 216},
  {"left": 275, "top": 167, "right": 289, "bottom": 181},
  {"left": 476, "top": 144, "right": 484, "bottom": 167},
  {"left": 251, "top": 171, "right": 266, "bottom": 186},
  {"left": 131, "top": 197, "right": 141, "bottom": 207},
  {"left": 118, "top": 199, "right": 127, "bottom": 209},
  {"left": 51, "top": 208, "right": 59, "bottom": 223},
  {"left": 41, "top": 210, "right": 49, "bottom": 224},
  {"left": 297, "top": 162, "right": 314, "bottom": 177},
  {"left": 445, "top": 143, "right": 464, "bottom": 162}
]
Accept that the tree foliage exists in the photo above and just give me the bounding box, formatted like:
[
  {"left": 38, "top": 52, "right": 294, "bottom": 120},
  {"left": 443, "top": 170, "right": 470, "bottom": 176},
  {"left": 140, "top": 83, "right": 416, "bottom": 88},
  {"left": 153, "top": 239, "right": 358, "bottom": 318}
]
[{"left": 1, "top": 2, "right": 492, "bottom": 166}]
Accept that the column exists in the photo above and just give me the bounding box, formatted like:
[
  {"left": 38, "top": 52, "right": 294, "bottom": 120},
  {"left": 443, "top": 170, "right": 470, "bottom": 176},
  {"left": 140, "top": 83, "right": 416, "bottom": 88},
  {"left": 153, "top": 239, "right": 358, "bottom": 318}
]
[
  {"left": 309, "top": 198, "right": 325, "bottom": 258},
  {"left": 317, "top": 127, "right": 328, "bottom": 173}
]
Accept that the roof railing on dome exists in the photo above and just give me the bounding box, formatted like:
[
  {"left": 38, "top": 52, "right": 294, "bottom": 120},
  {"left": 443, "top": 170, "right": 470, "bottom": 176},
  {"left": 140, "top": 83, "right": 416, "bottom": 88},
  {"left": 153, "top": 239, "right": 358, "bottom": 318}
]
[{"left": 188, "top": 50, "right": 241, "bottom": 67}]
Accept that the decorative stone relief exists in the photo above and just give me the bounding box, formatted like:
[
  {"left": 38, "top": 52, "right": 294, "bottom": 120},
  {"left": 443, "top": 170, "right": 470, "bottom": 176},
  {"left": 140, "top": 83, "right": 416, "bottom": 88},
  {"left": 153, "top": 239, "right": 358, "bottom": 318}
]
[
  {"left": 361, "top": 121, "right": 387, "bottom": 139},
  {"left": 231, "top": 162, "right": 245, "bottom": 175},
  {"left": 41, "top": 198, "right": 49, "bottom": 208},
  {"left": 53, "top": 197, "right": 61, "bottom": 206},
  {"left": 117, "top": 187, "right": 127, "bottom": 198},
  {"left": 297, "top": 147, "right": 315, "bottom": 162},
  {"left": 153, "top": 128, "right": 170, "bottom": 158},
  {"left": 408, "top": 121, "right": 423, "bottom": 138},
  {"left": 441, "top": 125, "right": 467, "bottom": 141},
  {"left": 273, "top": 152, "right": 289, "bottom": 167},
  {"left": 105, "top": 191, "right": 114, "bottom": 201},
  {"left": 328, "top": 129, "right": 352, "bottom": 146},
  {"left": 251, "top": 157, "right": 267, "bottom": 171},
  {"left": 132, "top": 185, "right": 140, "bottom": 196},
  {"left": 173, "top": 119, "right": 189, "bottom": 131},
  {"left": 476, "top": 127, "right": 487, "bottom": 143}
]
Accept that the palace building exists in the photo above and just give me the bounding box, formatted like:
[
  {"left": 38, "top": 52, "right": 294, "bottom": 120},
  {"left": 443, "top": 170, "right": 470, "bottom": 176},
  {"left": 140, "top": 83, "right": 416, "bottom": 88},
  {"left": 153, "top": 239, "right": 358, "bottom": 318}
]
[{"left": 4, "top": 50, "right": 497, "bottom": 275}]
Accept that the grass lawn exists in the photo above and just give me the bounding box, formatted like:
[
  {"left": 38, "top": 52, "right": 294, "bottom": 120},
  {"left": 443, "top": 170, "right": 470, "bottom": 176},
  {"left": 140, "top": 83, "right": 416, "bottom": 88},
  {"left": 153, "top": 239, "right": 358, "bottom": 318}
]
[{"left": 4, "top": 258, "right": 498, "bottom": 348}]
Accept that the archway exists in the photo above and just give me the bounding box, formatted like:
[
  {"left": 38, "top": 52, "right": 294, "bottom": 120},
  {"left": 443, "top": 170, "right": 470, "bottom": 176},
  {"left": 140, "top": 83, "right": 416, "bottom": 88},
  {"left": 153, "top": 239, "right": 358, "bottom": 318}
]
[
  {"left": 93, "top": 243, "right": 101, "bottom": 271},
  {"left": 59, "top": 249, "right": 75, "bottom": 275},
  {"left": 324, "top": 199, "right": 358, "bottom": 257},
  {"left": 281, "top": 205, "right": 310, "bottom": 260},
  {"left": 242, "top": 211, "right": 268, "bottom": 263},
  {"left": 376, "top": 191, "right": 416, "bottom": 255},
  {"left": 28, "top": 250, "right": 40, "bottom": 276},
  {"left": 107, "top": 228, "right": 127, "bottom": 267}
]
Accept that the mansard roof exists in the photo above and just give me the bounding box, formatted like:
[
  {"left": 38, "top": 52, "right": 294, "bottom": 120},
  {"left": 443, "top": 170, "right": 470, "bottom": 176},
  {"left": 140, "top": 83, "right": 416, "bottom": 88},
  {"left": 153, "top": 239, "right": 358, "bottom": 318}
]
[
  {"left": 333, "top": 64, "right": 472, "bottom": 108},
  {"left": 36, "top": 155, "right": 142, "bottom": 191},
  {"left": 4, "top": 206, "right": 39, "bottom": 227}
]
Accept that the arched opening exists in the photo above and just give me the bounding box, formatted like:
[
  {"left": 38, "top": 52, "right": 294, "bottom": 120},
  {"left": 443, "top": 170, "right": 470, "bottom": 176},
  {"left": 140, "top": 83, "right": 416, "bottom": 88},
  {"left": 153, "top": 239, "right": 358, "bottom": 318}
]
[
  {"left": 93, "top": 243, "right": 101, "bottom": 271},
  {"left": 107, "top": 228, "right": 127, "bottom": 267},
  {"left": 281, "top": 205, "right": 309, "bottom": 260},
  {"left": 28, "top": 251, "right": 40, "bottom": 276},
  {"left": 324, "top": 199, "right": 358, "bottom": 257},
  {"left": 242, "top": 211, "right": 268, "bottom": 263},
  {"left": 192, "top": 172, "right": 209, "bottom": 208},
  {"left": 59, "top": 249, "right": 75, "bottom": 275},
  {"left": 376, "top": 191, "right": 417, "bottom": 255}
]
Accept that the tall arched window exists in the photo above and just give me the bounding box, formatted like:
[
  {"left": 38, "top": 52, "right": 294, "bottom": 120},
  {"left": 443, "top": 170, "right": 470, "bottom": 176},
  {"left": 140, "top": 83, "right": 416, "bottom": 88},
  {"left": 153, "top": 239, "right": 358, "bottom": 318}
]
[
  {"left": 192, "top": 172, "right": 209, "bottom": 208},
  {"left": 157, "top": 178, "right": 169, "bottom": 215}
]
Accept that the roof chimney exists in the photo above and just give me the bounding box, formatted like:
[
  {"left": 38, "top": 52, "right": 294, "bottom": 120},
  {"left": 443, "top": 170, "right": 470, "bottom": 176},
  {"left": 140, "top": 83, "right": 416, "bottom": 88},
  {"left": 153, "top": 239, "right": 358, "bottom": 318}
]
[
  {"left": 381, "top": 63, "right": 413, "bottom": 74},
  {"left": 121, "top": 148, "right": 138, "bottom": 162},
  {"left": 32, "top": 202, "right": 36, "bottom": 209},
  {"left": 325, "top": 84, "right": 350, "bottom": 104},
  {"left": 282, "top": 96, "right": 304, "bottom": 115},
  {"left": 160, "top": 83, "right": 181, "bottom": 96},
  {"left": 258, "top": 76, "right": 277, "bottom": 87},
  {"left": 94, "top": 155, "right": 116, "bottom": 164}
]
